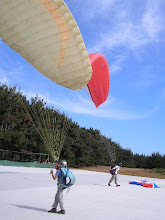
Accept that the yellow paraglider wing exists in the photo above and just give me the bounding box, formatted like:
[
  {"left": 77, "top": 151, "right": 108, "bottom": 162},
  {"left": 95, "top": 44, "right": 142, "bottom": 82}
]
[{"left": 0, "top": 0, "right": 92, "bottom": 90}]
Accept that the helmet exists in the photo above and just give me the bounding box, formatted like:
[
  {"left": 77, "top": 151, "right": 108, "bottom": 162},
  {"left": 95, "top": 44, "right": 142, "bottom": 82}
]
[
  {"left": 59, "top": 160, "right": 67, "bottom": 168},
  {"left": 118, "top": 162, "right": 122, "bottom": 167}
]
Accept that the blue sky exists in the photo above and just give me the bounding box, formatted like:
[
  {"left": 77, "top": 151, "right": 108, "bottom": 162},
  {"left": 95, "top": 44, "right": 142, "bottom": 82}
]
[{"left": 0, "top": 0, "right": 165, "bottom": 155}]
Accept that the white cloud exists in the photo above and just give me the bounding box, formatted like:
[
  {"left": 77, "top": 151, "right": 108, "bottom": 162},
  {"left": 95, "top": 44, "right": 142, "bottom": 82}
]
[
  {"left": 0, "top": 75, "right": 9, "bottom": 84},
  {"left": 87, "top": 0, "right": 165, "bottom": 53},
  {"left": 88, "top": 21, "right": 152, "bottom": 55},
  {"left": 0, "top": 66, "right": 156, "bottom": 121},
  {"left": 68, "top": 0, "right": 115, "bottom": 21},
  {"left": 85, "top": 0, "right": 165, "bottom": 76},
  {"left": 23, "top": 90, "right": 147, "bottom": 120},
  {"left": 142, "top": 0, "right": 165, "bottom": 40},
  {"left": 0, "top": 67, "right": 25, "bottom": 87},
  {"left": 110, "top": 64, "right": 121, "bottom": 74},
  {"left": 110, "top": 55, "right": 126, "bottom": 75}
]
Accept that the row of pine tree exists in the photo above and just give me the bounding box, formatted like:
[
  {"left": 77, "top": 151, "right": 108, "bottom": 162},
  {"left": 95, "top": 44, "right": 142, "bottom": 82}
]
[{"left": 0, "top": 83, "right": 165, "bottom": 169}]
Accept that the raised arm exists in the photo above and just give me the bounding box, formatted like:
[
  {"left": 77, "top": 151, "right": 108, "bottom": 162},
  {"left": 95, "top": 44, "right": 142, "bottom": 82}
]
[{"left": 50, "top": 170, "right": 57, "bottom": 181}]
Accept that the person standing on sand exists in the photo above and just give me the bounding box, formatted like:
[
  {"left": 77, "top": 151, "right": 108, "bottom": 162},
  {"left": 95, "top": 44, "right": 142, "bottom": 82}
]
[
  {"left": 108, "top": 162, "right": 122, "bottom": 187},
  {"left": 48, "top": 160, "right": 67, "bottom": 214}
]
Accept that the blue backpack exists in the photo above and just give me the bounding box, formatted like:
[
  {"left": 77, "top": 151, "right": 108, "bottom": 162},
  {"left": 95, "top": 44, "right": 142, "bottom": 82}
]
[{"left": 60, "top": 168, "right": 76, "bottom": 190}]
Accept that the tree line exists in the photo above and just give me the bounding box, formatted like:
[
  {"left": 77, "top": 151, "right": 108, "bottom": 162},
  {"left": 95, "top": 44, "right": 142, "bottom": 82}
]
[{"left": 0, "top": 83, "right": 165, "bottom": 169}]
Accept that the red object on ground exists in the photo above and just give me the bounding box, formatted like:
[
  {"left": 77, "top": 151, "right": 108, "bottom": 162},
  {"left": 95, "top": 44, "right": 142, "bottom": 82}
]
[
  {"left": 142, "top": 183, "right": 154, "bottom": 188},
  {"left": 87, "top": 53, "right": 110, "bottom": 108}
]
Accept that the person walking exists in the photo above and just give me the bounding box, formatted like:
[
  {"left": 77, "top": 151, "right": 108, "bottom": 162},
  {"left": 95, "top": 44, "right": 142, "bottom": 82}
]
[
  {"left": 48, "top": 160, "right": 67, "bottom": 214},
  {"left": 108, "top": 162, "right": 122, "bottom": 187}
]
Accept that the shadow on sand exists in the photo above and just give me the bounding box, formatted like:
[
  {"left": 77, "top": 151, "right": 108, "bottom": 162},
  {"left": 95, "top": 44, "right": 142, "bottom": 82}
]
[
  {"left": 11, "top": 204, "right": 47, "bottom": 213},
  {"left": 92, "top": 183, "right": 108, "bottom": 186}
]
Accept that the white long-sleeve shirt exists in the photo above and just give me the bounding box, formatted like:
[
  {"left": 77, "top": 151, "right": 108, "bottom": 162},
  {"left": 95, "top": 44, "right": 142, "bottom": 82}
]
[{"left": 113, "top": 165, "right": 120, "bottom": 174}]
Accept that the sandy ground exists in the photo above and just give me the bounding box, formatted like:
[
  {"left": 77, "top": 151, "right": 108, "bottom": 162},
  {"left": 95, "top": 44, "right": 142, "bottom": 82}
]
[
  {"left": 77, "top": 166, "right": 165, "bottom": 179},
  {"left": 1, "top": 166, "right": 165, "bottom": 220}
]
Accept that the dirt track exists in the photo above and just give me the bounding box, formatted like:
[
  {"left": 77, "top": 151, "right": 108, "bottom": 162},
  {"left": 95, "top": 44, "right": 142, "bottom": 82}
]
[{"left": 76, "top": 166, "right": 165, "bottom": 179}]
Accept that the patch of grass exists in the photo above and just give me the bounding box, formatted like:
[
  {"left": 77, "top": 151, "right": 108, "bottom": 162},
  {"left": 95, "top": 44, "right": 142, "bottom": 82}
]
[{"left": 153, "top": 168, "right": 165, "bottom": 175}]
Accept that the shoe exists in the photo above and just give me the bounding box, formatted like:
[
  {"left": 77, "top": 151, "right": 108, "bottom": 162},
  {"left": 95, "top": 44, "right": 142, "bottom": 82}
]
[
  {"left": 116, "top": 184, "right": 120, "bottom": 187},
  {"left": 57, "top": 210, "right": 65, "bottom": 214},
  {"left": 108, "top": 183, "right": 111, "bottom": 186},
  {"left": 48, "top": 208, "right": 57, "bottom": 213}
]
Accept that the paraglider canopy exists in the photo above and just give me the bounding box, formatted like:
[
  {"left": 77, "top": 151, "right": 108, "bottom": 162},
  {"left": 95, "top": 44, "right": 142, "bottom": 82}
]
[
  {"left": 87, "top": 53, "right": 110, "bottom": 108},
  {"left": 0, "top": 0, "right": 110, "bottom": 107},
  {"left": 0, "top": 0, "right": 92, "bottom": 90}
]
